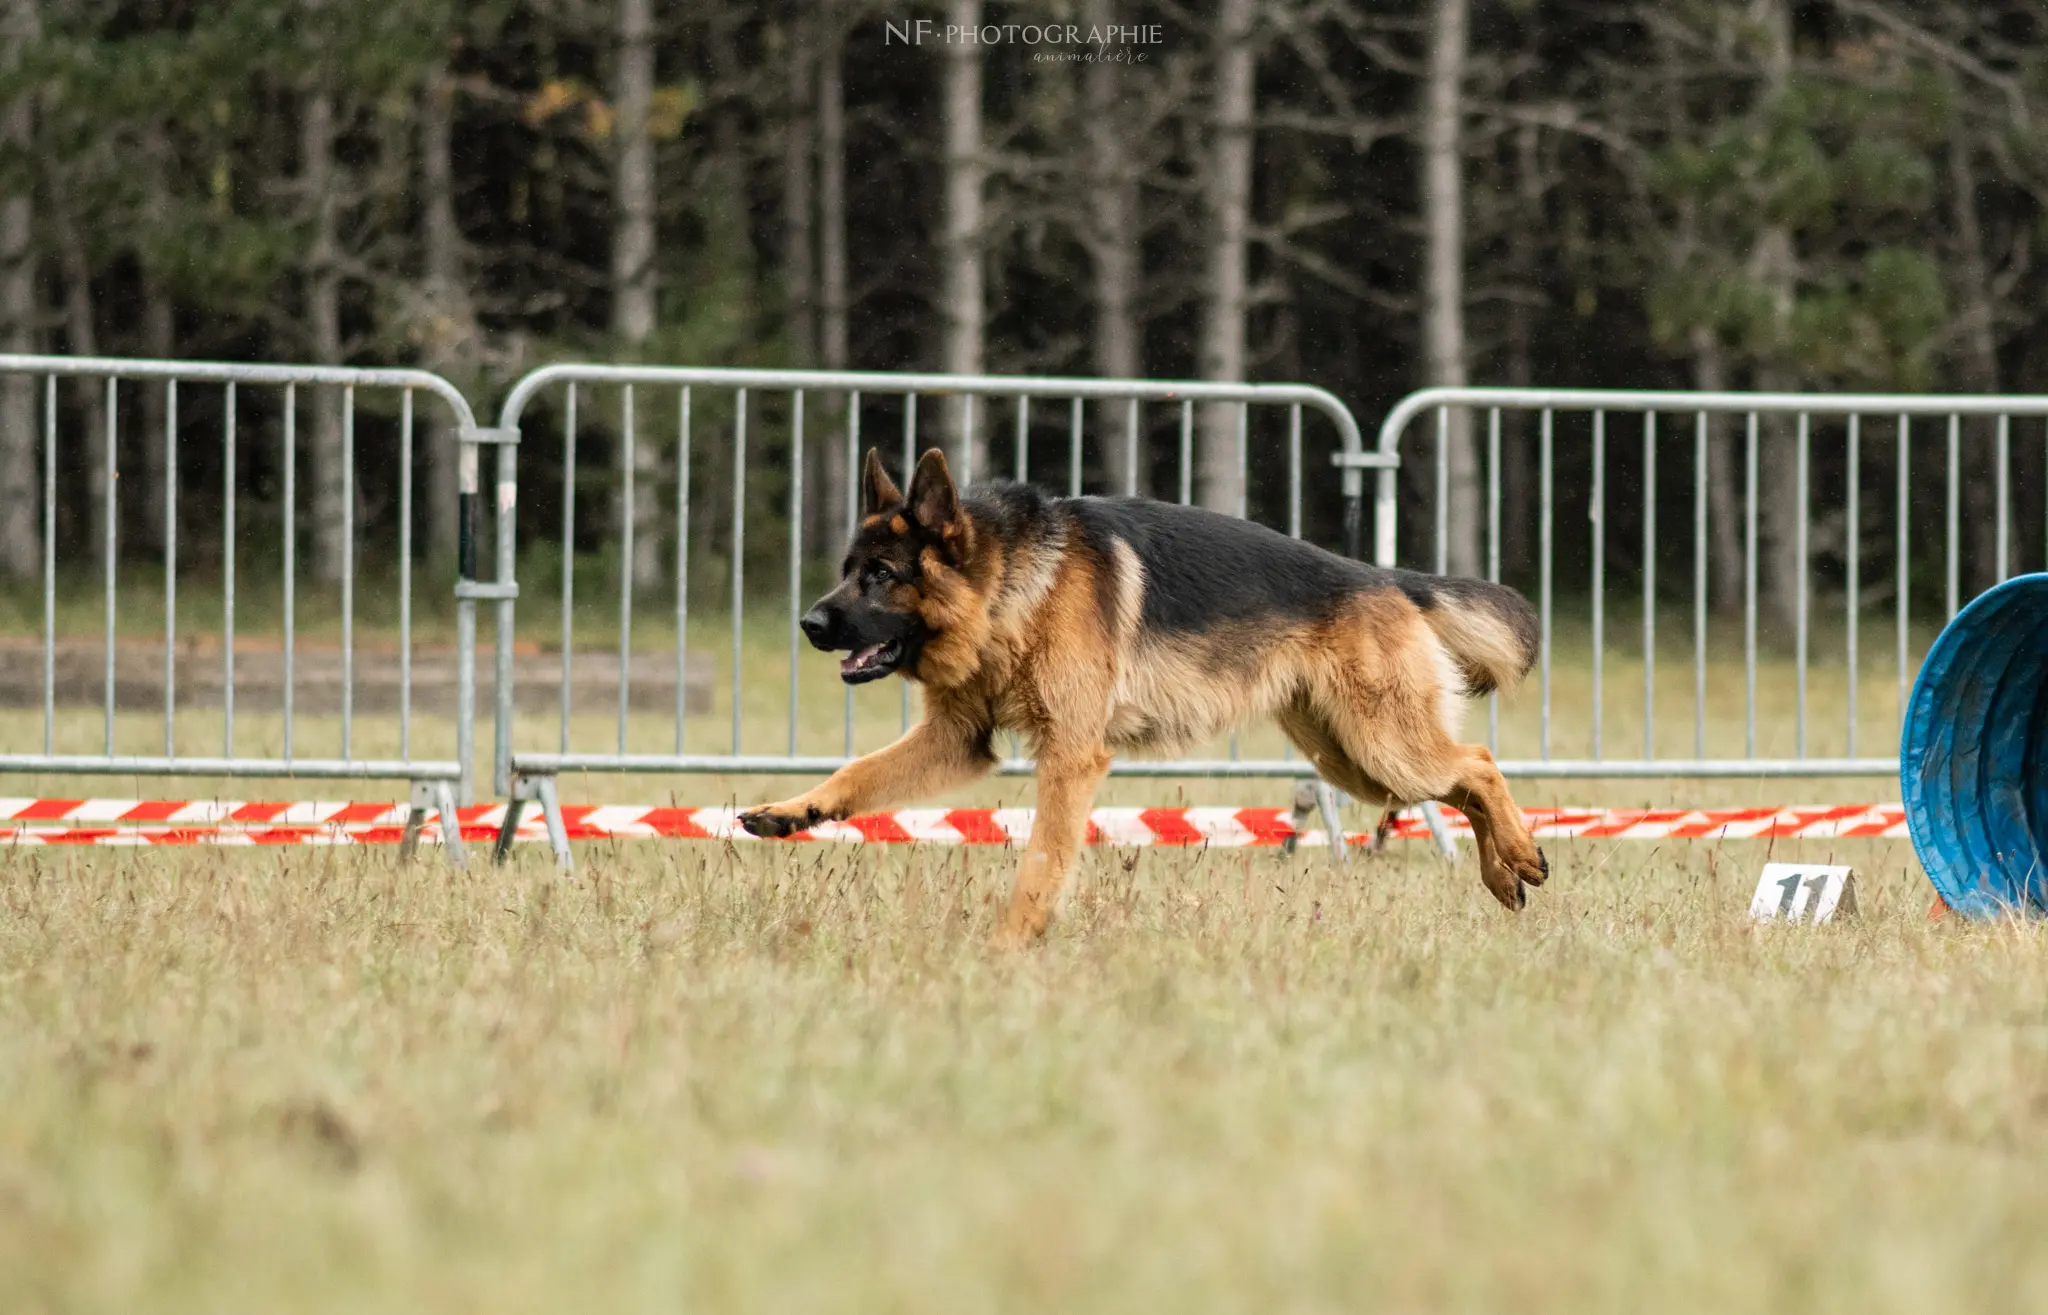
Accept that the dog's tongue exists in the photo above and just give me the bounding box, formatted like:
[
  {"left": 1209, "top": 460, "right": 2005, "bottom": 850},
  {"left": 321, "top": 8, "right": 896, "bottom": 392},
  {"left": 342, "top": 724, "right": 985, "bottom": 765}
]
[{"left": 840, "top": 642, "right": 887, "bottom": 676}]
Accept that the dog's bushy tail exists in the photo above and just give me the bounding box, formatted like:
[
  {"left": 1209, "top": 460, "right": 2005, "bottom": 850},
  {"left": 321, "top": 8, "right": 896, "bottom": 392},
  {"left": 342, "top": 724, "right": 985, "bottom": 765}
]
[{"left": 1400, "top": 573, "right": 1541, "bottom": 696}]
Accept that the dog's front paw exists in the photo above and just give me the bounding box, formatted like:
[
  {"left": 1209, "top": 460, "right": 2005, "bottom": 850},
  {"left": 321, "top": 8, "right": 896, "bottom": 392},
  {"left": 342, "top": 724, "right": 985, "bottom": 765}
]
[{"left": 737, "top": 801, "right": 824, "bottom": 839}]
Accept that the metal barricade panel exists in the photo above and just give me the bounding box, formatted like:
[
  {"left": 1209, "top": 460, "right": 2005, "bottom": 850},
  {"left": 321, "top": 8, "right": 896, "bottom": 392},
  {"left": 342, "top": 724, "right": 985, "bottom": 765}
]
[
  {"left": 1367, "top": 388, "right": 2048, "bottom": 778},
  {"left": 486, "top": 366, "right": 1377, "bottom": 800},
  {"left": 0, "top": 354, "right": 480, "bottom": 821}
]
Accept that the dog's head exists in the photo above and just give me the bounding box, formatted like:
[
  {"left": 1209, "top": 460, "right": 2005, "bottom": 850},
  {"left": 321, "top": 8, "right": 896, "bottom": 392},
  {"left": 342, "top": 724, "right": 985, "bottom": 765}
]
[{"left": 800, "top": 447, "right": 971, "bottom": 684}]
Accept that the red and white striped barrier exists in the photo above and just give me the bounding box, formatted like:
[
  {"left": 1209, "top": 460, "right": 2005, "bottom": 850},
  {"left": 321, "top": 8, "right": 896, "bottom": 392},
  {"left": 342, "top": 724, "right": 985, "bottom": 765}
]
[{"left": 0, "top": 799, "right": 1910, "bottom": 848}]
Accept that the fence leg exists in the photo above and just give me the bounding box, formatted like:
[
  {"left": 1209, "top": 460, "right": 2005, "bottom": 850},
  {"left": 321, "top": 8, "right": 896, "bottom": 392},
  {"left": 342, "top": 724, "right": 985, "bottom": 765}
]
[
  {"left": 1420, "top": 801, "right": 1458, "bottom": 859},
  {"left": 1283, "top": 780, "right": 1314, "bottom": 856},
  {"left": 399, "top": 780, "right": 431, "bottom": 863},
  {"left": 433, "top": 780, "right": 467, "bottom": 868},
  {"left": 492, "top": 787, "right": 527, "bottom": 866},
  {"left": 534, "top": 775, "right": 573, "bottom": 871},
  {"left": 1314, "top": 780, "right": 1349, "bottom": 866}
]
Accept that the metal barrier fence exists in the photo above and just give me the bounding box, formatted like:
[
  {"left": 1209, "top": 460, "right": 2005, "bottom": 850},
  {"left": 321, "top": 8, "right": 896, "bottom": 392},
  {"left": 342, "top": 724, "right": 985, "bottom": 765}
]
[
  {"left": 1365, "top": 388, "right": 2048, "bottom": 779},
  {"left": 482, "top": 365, "right": 1403, "bottom": 864},
  {"left": 0, "top": 353, "right": 487, "bottom": 861}
]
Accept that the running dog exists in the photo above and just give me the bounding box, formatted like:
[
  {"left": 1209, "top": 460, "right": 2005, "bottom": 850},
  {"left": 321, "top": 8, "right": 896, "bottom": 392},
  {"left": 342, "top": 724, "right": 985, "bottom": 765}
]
[{"left": 739, "top": 447, "right": 1548, "bottom": 944}]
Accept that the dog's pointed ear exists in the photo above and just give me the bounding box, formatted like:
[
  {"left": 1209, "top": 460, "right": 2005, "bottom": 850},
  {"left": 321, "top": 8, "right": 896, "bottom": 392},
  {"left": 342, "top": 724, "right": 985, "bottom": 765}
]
[
  {"left": 906, "top": 447, "right": 959, "bottom": 533},
  {"left": 862, "top": 448, "right": 903, "bottom": 513}
]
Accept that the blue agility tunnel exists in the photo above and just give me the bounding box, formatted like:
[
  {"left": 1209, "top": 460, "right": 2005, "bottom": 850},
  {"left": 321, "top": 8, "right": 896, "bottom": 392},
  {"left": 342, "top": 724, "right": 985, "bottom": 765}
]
[{"left": 1901, "top": 573, "right": 2048, "bottom": 918}]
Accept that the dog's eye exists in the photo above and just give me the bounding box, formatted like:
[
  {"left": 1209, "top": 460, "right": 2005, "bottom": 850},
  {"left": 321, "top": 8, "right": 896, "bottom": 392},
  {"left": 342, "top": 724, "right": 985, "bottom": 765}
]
[{"left": 863, "top": 564, "right": 893, "bottom": 588}]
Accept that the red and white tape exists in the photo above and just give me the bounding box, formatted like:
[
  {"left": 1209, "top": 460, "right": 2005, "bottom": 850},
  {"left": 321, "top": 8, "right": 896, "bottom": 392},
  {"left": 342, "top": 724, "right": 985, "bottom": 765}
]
[{"left": 0, "top": 799, "right": 1909, "bottom": 848}]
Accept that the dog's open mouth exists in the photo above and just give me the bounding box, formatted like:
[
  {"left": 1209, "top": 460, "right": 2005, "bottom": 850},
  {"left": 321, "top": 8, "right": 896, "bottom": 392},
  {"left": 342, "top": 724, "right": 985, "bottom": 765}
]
[{"left": 839, "top": 639, "right": 904, "bottom": 684}]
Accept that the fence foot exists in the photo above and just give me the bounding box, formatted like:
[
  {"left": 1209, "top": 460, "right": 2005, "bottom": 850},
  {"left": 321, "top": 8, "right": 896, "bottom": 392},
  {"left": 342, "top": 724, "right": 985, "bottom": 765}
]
[
  {"left": 1420, "top": 801, "right": 1458, "bottom": 859},
  {"left": 493, "top": 791, "right": 527, "bottom": 866},
  {"left": 535, "top": 776, "right": 572, "bottom": 871},
  {"left": 1284, "top": 779, "right": 1352, "bottom": 866},
  {"left": 433, "top": 780, "right": 467, "bottom": 868},
  {"left": 500, "top": 775, "right": 573, "bottom": 871},
  {"left": 1314, "top": 780, "right": 1349, "bottom": 866},
  {"left": 399, "top": 782, "right": 429, "bottom": 863}
]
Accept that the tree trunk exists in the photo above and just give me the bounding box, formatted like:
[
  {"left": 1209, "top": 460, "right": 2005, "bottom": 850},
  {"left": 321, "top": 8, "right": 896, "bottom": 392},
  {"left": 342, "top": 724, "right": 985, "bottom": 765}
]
[
  {"left": 782, "top": 4, "right": 815, "bottom": 367},
  {"left": 1694, "top": 328, "right": 1744, "bottom": 612},
  {"left": 302, "top": 84, "right": 348, "bottom": 585},
  {"left": 1499, "top": 122, "right": 1538, "bottom": 578},
  {"left": 612, "top": 0, "right": 660, "bottom": 588},
  {"left": 1948, "top": 115, "right": 2003, "bottom": 590},
  {"left": 54, "top": 196, "right": 109, "bottom": 562},
  {"left": 135, "top": 123, "right": 173, "bottom": 556},
  {"left": 1085, "top": 0, "right": 1142, "bottom": 496},
  {"left": 0, "top": 0, "right": 36, "bottom": 581},
  {"left": 939, "top": 0, "right": 986, "bottom": 482},
  {"left": 817, "top": 0, "right": 849, "bottom": 534},
  {"left": 420, "top": 63, "right": 472, "bottom": 568},
  {"left": 781, "top": 1, "right": 823, "bottom": 544},
  {"left": 1422, "top": 0, "right": 1479, "bottom": 577},
  {"left": 1750, "top": 0, "right": 1800, "bottom": 632},
  {"left": 1197, "top": 0, "right": 1254, "bottom": 514}
]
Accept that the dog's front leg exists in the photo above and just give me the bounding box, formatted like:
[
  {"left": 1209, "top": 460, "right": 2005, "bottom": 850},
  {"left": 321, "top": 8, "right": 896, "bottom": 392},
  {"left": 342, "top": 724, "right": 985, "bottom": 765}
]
[
  {"left": 738, "top": 715, "right": 994, "bottom": 838},
  {"left": 996, "top": 738, "right": 1112, "bottom": 945}
]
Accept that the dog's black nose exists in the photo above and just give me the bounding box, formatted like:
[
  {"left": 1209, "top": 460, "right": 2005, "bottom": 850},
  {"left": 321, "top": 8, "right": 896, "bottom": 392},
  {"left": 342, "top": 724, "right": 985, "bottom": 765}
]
[{"left": 799, "top": 608, "right": 834, "bottom": 648}]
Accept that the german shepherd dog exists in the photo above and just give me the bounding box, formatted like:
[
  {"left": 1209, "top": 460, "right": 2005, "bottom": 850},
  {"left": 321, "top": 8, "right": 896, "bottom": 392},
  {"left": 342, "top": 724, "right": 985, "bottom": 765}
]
[{"left": 739, "top": 447, "right": 1549, "bottom": 944}]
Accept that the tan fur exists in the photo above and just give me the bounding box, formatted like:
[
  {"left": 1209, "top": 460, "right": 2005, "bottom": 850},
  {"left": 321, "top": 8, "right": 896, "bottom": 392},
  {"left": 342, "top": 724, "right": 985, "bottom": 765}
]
[{"left": 742, "top": 452, "right": 1548, "bottom": 943}]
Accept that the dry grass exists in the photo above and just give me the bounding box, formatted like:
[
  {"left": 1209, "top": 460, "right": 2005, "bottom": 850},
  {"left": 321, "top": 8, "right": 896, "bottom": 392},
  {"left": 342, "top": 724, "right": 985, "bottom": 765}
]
[{"left": 4, "top": 831, "right": 2047, "bottom": 1313}]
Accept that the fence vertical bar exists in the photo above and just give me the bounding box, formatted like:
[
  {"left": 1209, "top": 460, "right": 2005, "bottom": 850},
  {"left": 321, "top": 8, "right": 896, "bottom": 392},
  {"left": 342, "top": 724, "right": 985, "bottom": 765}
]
[
  {"left": 1795, "top": 412, "right": 1808, "bottom": 758},
  {"left": 1486, "top": 407, "right": 1501, "bottom": 751},
  {"left": 1178, "top": 400, "right": 1193, "bottom": 505},
  {"left": 341, "top": 386, "right": 354, "bottom": 758},
  {"left": 222, "top": 383, "right": 236, "bottom": 757},
  {"left": 492, "top": 393, "right": 519, "bottom": 809},
  {"left": 283, "top": 384, "right": 295, "bottom": 762},
  {"left": 1434, "top": 407, "right": 1449, "bottom": 573},
  {"left": 676, "top": 387, "right": 691, "bottom": 754},
  {"left": 1897, "top": 415, "right": 1910, "bottom": 737},
  {"left": 1945, "top": 414, "right": 1959, "bottom": 618},
  {"left": 1641, "top": 411, "right": 1655, "bottom": 761},
  {"left": 398, "top": 390, "right": 413, "bottom": 760},
  {"left": 961, "top": 396, "right": 975, "bottom": 487},
  {"left": 1846, "top": 414, "right": 1859, "bottom": 758},
  {"left": 1995, "top": 413, "right": 2010, "bottom": 581},
  {"left": 618, "top": 385, "right": 636, "bottom": 754},
  {"left": 560, "top": 384, "right": 578, "bottom": 754},
  {"left": 1744, "top": 412, "right": 1757, "bottom": 759},
  {"left": 844, "top": 391, "right": 859, "bottom": 755},
  {"left": 1068, "top": 396, "right": 1082, "bottom": 497},
  {"left": 1693, "top": 412, "right": 1706, "bottom": 759},
  {"left": 904, "top": 393, "right": 918, "bottom": 730},
  {"left": 1015, "top": 395, "right": 1028, "bottom": 483},
  {"left": 162, "top": 381, "right": 177, "bottom": 757},
  {"left": 788, "top": 390, "right": 805, "bottom": 756},
  {"left": 1288, "top": 404, "right": 1303, "bottom": 539},
  {"left": 1125, "top": 397, "right": 1139, "bottom": 497},
  {"left": 41, "top": 375, "right": 53, "bottom": 756},
  {"left": 1232, "top": 400, "right": 1248, "bottom": 762},
  {"left": 1591, "top": 410, "right": 1605, "bottom": 760},
  {"left": 1236, "top": 403, "right": 1249, "bottom": 520},
  {"left": 732, "top": 387, "right": 748, "bottom": 754},
  {"left": 1539, "top": 408, "right": 1553, "bottom": 760},
  {"left": 103, "top": 378, "right": 116, "bottom": 757}
]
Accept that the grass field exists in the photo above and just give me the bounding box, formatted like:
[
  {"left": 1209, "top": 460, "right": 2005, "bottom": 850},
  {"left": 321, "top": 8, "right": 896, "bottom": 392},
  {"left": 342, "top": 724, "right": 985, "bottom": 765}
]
[
  {"left": 7, "top": 833, "right": 2048, "bottom": 1313},
  {"left": 7, "top": 583, "right": 2032, "bottom": 1311}
]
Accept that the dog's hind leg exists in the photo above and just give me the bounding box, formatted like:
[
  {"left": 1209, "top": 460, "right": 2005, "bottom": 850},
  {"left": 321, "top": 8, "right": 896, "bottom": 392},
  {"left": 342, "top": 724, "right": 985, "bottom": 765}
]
[{"left": 1296, "top": 674, "right": 1547, "bottom": 912}]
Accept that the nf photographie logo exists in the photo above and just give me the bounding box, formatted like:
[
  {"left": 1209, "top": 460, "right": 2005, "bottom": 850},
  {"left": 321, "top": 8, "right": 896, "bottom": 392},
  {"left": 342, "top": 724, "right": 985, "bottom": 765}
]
[{"left": 882, "top": 19, "right": 1165, "bottom": 49}]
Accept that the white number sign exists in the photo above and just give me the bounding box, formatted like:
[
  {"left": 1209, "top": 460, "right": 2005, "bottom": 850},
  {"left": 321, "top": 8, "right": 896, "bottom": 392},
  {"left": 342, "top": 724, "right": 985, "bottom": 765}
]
[{"left": 1748, "top": 863, "right": 1857, "bottom": 923}]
